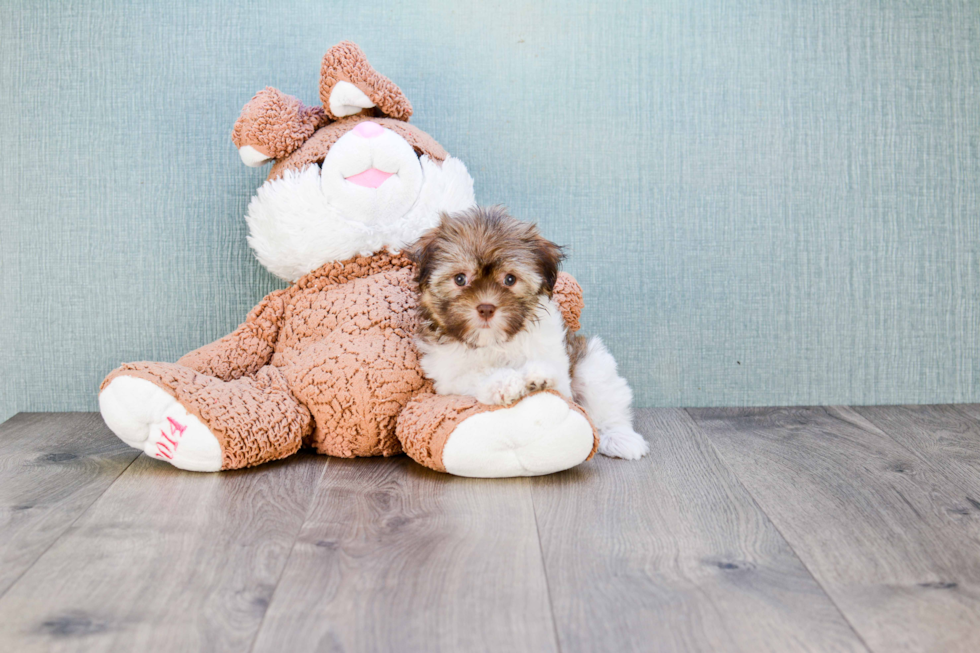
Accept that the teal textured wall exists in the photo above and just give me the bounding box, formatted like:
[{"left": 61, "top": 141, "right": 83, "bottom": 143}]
[{"left": 1, "top": 1, "right": 978, "bottom": 422}]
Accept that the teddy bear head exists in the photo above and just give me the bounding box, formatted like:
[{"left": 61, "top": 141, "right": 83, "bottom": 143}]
[{"left": 231, "top": 42, "right": 476, "bottom": 282}]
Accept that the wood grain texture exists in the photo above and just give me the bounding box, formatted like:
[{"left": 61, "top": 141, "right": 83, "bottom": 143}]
[
  {"left": 6, "top": 408, "right": 980, "bottom": 652},
  {"left": 530, "top": 408, "right": 868, "bottom": 653},
  {"left": 250, "top": 456, "right": 558, "bottom": 653},
  {"left": 955, "top": 404, "right": 980, "bottom": 425},
  {"left": 855, "top": 404, "right": 980, "bottom": 499},
  {"left": 0, "top": 450, "right": 325, "bottom": 653},
  {"left": 0, "top": 413, "right": 139, "bottom": 598},
  {"left": 689, "top": 406, "right": 980, "bottom": 653}
]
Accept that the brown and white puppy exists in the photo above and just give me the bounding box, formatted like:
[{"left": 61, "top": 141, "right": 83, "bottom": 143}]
[
  {"left": 415, "top": 206, "right": 563, "bottom": 345},
  {"left": 412, "top": 206, "right": 649, "bottom": 459}
]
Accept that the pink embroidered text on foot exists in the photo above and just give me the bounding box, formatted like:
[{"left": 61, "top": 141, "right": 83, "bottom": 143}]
[{"left": 154, "top": 417, "right": 187, "bottom": 460}]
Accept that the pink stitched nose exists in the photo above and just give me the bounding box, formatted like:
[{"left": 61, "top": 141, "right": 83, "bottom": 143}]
[{"left": 353, "top": 121, "right": 384, "bottom": 138}]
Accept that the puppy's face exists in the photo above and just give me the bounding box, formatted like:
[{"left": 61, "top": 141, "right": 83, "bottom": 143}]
[{"left": 413, "top": 206, "right": 564, "bottom": 347}]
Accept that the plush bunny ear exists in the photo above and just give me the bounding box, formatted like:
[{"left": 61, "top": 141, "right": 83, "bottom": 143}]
[
  {"left": 319, "top": 41, "right": 412, "bottom": 121},
  {"left": 231, "top": 87, "right": 329, "bottom": 166}
]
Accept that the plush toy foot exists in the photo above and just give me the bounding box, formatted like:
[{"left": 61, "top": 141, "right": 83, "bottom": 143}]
[
  {"left": 442, "top": 392, "right": 595, "bottom": 477},
  {"left": 398, "top": 390, "right": 597, "bottom": 478},
  {"left": 598, "top": 426, "right": 650, "bottom": 460},
  {"left": 99, "top": 375, "right": 222, "bottom": 472}
]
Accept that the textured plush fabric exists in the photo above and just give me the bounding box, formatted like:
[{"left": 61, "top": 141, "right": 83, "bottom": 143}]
[
  {"left": 177, "top": 289, "right": 289, "bottom": 381},
  {"left": 552, "top": 273, "right": 584, "bottom": 334},
  {"left": 101, "top": 362, "right": 311, "bottom": 470},
  {"left": 100, "top": 251, "right": 591, "bottom": 470},
  {"left": 319, "top": 41, "right": 413, "bottom": 121},
  {"left": 396, "top": 392, "right": 484, "bottom": 473},
  {"left": 231, "top": 88, "right": 328, "bottom": 161},
  {"left": 2, "top": 2, "right": 978, "bottom": 423}
]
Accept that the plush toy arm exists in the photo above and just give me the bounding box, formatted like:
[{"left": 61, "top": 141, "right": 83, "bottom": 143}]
[
  {"left": 177, "top": 289, "right": 288, "bottom": 382},
  {"left": 553, "top": 272, "right": 584, "bottom": 332}
]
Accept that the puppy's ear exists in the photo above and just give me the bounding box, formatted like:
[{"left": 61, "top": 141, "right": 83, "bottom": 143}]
[
  {"left": 531, "top": 234, "right": 565, "bottom": 295},
  {"left": 410, "top": 218, "right": 446, "bottom": 289}
]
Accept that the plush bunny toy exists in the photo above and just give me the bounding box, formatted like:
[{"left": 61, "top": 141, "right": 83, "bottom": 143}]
[{"left": 98, "top": 42, "right": 598, "bottom": 477}]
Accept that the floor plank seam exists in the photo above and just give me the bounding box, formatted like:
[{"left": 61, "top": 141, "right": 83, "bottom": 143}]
[
  {"left": 528, "top": 482, "right": 564, "bottom": 653},
  {"left": 853, "top": 406, "right": 980, "bottom": 504},
  {"left": 0, "top": 449, "right": 141, "bottom": 603},
  {"left": 681, "top": 408, "right": 877, "bottom": 653},
  {"left": 245, "top": 457, "right": 333, "bottom": 653}
]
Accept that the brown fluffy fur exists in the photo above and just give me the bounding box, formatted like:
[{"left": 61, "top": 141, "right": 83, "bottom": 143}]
[
  {"left": 412, "top": 206, "right": 568, "bottom": 349},
  {"left": 565, "top": 331, "right": 588, "bottom": 378}
]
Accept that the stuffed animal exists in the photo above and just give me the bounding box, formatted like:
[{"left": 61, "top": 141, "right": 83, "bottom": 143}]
[{"left": 98, "top": 42, "right": 598, "bottom": 477}]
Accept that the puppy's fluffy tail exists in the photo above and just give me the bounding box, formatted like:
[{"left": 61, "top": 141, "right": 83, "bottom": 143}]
[{"left": 571, "top": 337, "right": 650, "bottom": 460}]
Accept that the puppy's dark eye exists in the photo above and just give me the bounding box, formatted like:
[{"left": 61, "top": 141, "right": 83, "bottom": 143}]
[
  {"left": 454, "top": 273, "right": 467, "bottom": 286},
  {"left": 503, "top": 274, "right": 517, "bottom": 286}
]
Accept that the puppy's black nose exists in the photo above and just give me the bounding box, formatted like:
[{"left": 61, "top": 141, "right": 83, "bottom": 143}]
[{"left": 477, "top": 304, "right": 496, "bottom": 320}]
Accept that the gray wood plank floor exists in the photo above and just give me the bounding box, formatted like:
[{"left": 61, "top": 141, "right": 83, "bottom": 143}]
[
  {"left": 251, "top": 457, "right": 558, "bottom": 653},
  {"left": 688, "top": 406, "right": 980, "bottom": 653},
  {"left": 530, "top": 409, "right": 867, "bottom": 653},
  {"left": 0, "top": 414, "right": 139, "bottom": 597},
  {"left": 0, "top": 406, "right": 977, "bottom": 653}
]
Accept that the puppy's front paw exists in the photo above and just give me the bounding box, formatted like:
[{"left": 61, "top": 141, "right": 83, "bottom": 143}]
[
  {"left": 598, "top": 427, "right": 650, "bottom": 460},
  {"left": 478, "top": 371, "right": 529, "bottom": 405},
  {"left": 522, "top": 362, "right": 558, "bottom": 394}
]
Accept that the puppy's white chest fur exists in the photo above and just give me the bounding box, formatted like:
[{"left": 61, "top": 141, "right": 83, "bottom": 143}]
[{"left": 418, "top": 298, "right": 573, "bottom": 405}]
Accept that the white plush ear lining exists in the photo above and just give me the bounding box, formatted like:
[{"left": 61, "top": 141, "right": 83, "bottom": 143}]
[
  {"left": 239, "top": 145, "right": 274, "bottom": 167},
  {"left": 329, "top": 81, "right": 376, "bottom": 117}
]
